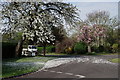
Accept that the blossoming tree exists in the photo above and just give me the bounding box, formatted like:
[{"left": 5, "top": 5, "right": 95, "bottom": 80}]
[
  {"left": 77, "top": 25, "right": 106, "bottom": 53},
  {"left": 1, "top": 2, "right": 80, "bottom": 57}
]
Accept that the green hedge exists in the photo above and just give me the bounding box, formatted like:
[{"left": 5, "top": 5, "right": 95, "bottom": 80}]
[
  {"left": 37, "top": 46, "right": 55, "bottom": 54},
  {"left": 37, "top": 47, "right": 43, "bottom": 53},
  {"left": 2, "top": 42, "right": 17, "bottom": 58},
  {"left": 74, "top": 42, "right": 87, "bottom": 54},
  {"left": 46, "top": 46, "right": 55, "bottom": 53}
]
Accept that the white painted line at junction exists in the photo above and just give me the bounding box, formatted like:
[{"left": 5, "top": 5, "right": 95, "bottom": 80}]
[
  {"left": 50, "top": 71, "right": 56, "bottom": 73},
  {"left": 75, "top": 74, "right": 85, "bottom": 78},
  {"left": 56, "top": 71, "right": 63, "bottom": 74},
  {"left": 65, "top": 73, "right": 73, "bottom": 75},
  {"left": 43, "top": 70, "right": 48, "bottom": 72}
]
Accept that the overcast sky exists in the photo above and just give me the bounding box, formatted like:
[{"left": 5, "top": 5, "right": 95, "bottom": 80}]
[
  {"left": 65, "top": 1, "right": 118, "bottom": 20},
  {"left": 0, "top": 0, "right": 119, "bottom": 27},
  {"left": 64, "top": 0, "right": 119, "bottom": 2}
]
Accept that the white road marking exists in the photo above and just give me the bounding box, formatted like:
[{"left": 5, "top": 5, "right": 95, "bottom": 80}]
[
  {"left": 50, "top": 71, "right": 56, "bottom": 73},
  {"left": 65, "top": 73, "right": 73, "bottom": 75},
  {"left": 42, "top": 70, "right": 85, "bottom": 78},
  {"left": 75, "top": 74, "right": 85, "bottom": 78},
  {"left": 43, "top": 70, "right": 48, "bottom": 72},
  {"left": 56, "top": 71, "right": 63, "bottom": 74}
]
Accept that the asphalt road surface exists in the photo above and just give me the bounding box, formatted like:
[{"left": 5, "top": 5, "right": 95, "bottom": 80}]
[
  {"left": 18, "top": 62, "right": 118, "bottom": 78},
  {"left": 5, "top": 55, "right": 119, "bottom": 80}
]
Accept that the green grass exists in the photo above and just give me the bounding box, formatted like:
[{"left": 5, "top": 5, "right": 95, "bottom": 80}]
[
  {"left": 3, "top": 56, "right": 55, "bottom": 62},
  {"left": 109, "top": 58, "right": 120, "bottom": 63},
  {"left": 2, "top": 63, "right": 44, "bottom": 78},
  {"left": 2, "top": 56, "right": 55, "bottom": 78},
  {"left": 46, "top": 53, "right": 67, "bottom": 55},
  {"left": 97, "top": 53, "right": 119, "bottom": 55}
]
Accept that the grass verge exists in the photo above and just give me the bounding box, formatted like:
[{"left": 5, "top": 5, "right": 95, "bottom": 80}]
[
  {"left": 46, "top": 53, "right": 67, "bottom": 55},
  {"left": 2, "top": 56, "right": 55, "bottom": 78},
  {"left": 97, "top": 53, "right": 119, "bottom": 55},
  {"left": 109, "top": 58, "right": 120, "bottom": 63}
]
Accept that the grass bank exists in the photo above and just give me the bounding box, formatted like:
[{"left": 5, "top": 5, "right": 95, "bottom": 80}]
[
  {"left": 2, "top": 56, "right": 55, "bottom": 78},
  {"left": 109, "top": 58, "right": 120, "bottom": 63}
]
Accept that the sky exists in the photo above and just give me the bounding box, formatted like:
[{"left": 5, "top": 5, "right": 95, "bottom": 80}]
[
  {"left": 65, "top": 2, "right": 118, "bottom": 20},
  {"left": 0, "top": 0, "right": 119, "bottom": 31},
  {"left": 64, "top": 0, "right": 119, "bottom": 2},
  {"left": 0, "top": 0, "right": 119, "bottom": 20}
]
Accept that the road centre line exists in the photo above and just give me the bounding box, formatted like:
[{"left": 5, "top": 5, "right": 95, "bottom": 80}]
[
  {"left": 56, "top": 71, "right": 63, "bottom": 74},
  {"left": 65, "top": 73, "right": 73, "bottom": 75},
  {"left": 75, "top": 74, "right": 85, "bottom": 78},
  {"left": 50, "top": 71, "right": 56, "bottom": 73},
  {"left": 43, "top": 70, "right": 48, "bottom": 71},
  {"left": 43, "top": 70, "right": 85, "bottom": 78}
]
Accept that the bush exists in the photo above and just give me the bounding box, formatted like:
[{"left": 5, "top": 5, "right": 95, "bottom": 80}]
[
  {"left": 2, "top": 42, "right": 17, "bottom": 58},
  {"left": 55, "top": 37, "right": 75, "bottom": 53},
  {"left": 74, "top": 42, "right": 87, "bottom": 54},
  {"left": 37, "top": 47, "right": 43, "bottom": 53},
  {"left": 86, "top": 52, "right": 96, "bottom": 55},
  {"left": 92, "top": 46, "right": 98, "bottom": 53},
  {"left": 65, "top": 47, "right": 74, "bottom": 54},
  {"left": 37, "top": 46, "right": 55, "bottom": 54},
  {"left": 112, "top": 43, "right": 119, "bottom": 53},
  {"left": 98, "top": 45, "right": 104, "bottom": 52},
  {"left": 104, "top": 43, "right": 112, "bottom": 53},
  {"left": 46, "top": 46, "right": 55, "bottom": 53},
  {"left": 92, "top": 45, "right": 104, "bottom": 53}
]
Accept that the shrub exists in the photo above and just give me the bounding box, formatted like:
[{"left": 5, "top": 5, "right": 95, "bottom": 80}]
[
  {"left": 92, "top": 46, "right": 99, "bottom": 53},
  {"left": 2, "top": 42, "right": 17, "bottom": 58},
  {"left": 104, "top": 43, "right": 112, "bottom": 53},
  {"left": 112, "top": 43, "right": 119, "bottom": 53},
  {"left": 74, "top": 42, "right": 87, "bottom": 54},
  {"left": 98, "top": 45, "right": 104, "bottom": 52},
  {"left": 37, "top": 47, "right": 43, "bottom": 53},
  {"left": 55, "top": 37, "right": 75, "bottom": 53},
  {"left": 37, "top": 46, "right": 55, "bottom": 54},
  {"left": 46, "top": 46, "right": 55, "bottom": 53},
  {"left": 65, "top": 47, "right": 74, "bottom": 54},
  {"left": 92, "top": 45, "right": 111, "bottom": 53},
  {"left": 86, "top": 52, "right": 96, "bottom": 55}
]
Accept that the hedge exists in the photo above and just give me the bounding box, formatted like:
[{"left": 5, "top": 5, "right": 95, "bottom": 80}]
[
  {"left": 2, "top": 42, "right": 17, "bottom": 58},
  {"left": 37, "top": 46, "right": 55, "bottom": 54},
  {"left": 74, "top": 42, "right": 87, "bottom": 54}
]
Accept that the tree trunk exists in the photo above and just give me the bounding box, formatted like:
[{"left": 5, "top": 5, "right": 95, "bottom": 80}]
[
  {"left": 15, "top": 39, "right": 24, "bottom": 57},
  {"left": 43, "top": 44, "right": 46, "bottom": 56},
  {"left": 88, "top": 45, "right": 91, "bottom": 53},
  {"left": 97, "top": 37, "right": 100, "bottom": 47},
  {"left": 15, "top": 35, "right": 26, "bottom": 57}
]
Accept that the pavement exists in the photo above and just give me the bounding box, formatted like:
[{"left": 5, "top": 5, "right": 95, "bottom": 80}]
[{"left": 4, "top": 55, "right": 119, "bottom": 80}]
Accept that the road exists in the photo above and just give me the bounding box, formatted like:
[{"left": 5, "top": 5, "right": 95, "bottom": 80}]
[
  {"left": 6, "top": 55, "right": 119, "bottom": 80},
  {"left": 18, "top": 62, "right": 118, "bottom": 78}
]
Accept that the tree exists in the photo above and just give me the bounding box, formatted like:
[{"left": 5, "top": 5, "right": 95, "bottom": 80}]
[
  {"left": 85, "top": 10, "right": 111, "bottom": 26},
  {"left": 84, "top": 10, "right": 119, "bottom": 48},
  {"left": 1, "top": 2, "right": 80, "bottom": 57},
  {"left": 2, "top": 32, "right": 22, "bottom": 43},
  {"left": 77, "top": 25, "right": 106, "bottom": 53}
]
